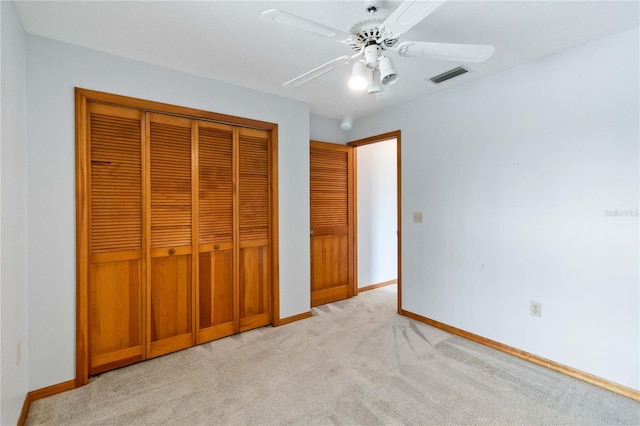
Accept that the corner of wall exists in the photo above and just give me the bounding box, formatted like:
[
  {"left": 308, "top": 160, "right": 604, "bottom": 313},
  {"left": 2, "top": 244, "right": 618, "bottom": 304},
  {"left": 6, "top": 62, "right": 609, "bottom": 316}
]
[
  {"left": 1, "top": 1, "right": 30, "bottom": 424},
  {"left": 310, "top": 114, "right": 350, "bottom": 144}
]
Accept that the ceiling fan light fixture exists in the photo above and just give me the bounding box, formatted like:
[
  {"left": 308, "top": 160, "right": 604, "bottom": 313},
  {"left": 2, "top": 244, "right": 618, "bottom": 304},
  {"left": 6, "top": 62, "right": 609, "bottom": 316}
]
[
  {"left": 364, "top": 44, "right": 382, "bottom": 69},
  {"left": 367, "top": 68, "right": 384, "bottom": 95},
  {"left": 379, "top": 56, "right": 399, "bottom": 86},
  {"left": 348, "top": 60, "right": 369, "bottom": 90}
]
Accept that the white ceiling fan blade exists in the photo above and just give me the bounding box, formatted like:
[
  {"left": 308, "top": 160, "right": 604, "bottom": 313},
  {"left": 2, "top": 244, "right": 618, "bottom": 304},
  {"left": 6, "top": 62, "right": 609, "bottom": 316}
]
[
  {"left": 261, "top": 9, "right": 350, "bottom": 41},
  {"left": 381, "top": 1, "right": 447, "bottom": 39},
  {"left": 283, "top": 55, "right": 354, "bottom": 88},
  {"left": 396, "top": 41, "right": 495, "bottom": 63}
]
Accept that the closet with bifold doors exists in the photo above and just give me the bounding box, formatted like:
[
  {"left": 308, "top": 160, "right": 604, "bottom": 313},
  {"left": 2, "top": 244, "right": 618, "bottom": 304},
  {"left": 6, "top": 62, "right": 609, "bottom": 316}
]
[{"left": 78, "top": 89, "right": 276, "bottom": 377}]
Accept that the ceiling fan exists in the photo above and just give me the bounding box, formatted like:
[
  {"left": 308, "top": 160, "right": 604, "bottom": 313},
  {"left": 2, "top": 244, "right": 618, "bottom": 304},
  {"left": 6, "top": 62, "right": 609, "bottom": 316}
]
[{"left": 260, "top": 0, "right": 495, "bottom": 95}]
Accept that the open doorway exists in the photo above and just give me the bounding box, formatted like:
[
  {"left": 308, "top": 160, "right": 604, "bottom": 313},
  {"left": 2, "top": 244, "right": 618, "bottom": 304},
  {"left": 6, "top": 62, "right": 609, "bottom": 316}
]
[{"left": 349, "top": 131, "right": 401, "bottom": 313}]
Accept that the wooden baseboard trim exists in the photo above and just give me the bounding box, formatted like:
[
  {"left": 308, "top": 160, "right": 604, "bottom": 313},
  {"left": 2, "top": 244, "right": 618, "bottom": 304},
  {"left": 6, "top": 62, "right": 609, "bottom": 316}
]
[
  {"left": 276, "top": 311, "right": 312, "bottom": 326},
  {"left": 401, "top": 309, "right": 640, "bottom": 402},
  {"left": 29, "top": 379, "right": 77, "bottom": 401},
  {"left": 358, "top": 279, "right": 397, "bottom": 293},
  {"left": 17, "top": 394, "right": 31, "bottom": 426},
  {"left": 17, "top": 379, "right": 77, "bottom": 426}
]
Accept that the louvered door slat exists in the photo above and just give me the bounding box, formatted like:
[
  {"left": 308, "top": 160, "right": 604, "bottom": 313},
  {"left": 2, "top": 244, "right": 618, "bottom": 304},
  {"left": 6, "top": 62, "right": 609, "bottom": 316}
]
[
  {"left": 150, "top": 120, "right": 192, "bottom": 248},
  {"left": 90, "top": 111, "right": 143, "bottom": 253},
  {"left": 198, "top": 124, "right": 233, "bottom": 244},
  {"left": 239, "top": 131, "right": 269, "bottom": 241},
  {"left": 310, "top": 147, "right": 349, "bottom": 228}
]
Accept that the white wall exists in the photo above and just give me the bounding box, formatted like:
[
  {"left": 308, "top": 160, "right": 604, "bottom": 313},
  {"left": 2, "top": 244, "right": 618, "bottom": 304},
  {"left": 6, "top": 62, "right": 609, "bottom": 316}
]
[
  {"left": 310, "top": 114, "right": 349, "bottom": 144},
  {"left": 357, "top": 139, "right": 397, "bottom": 288},
  {"left": 1, "top": 1, "right": 29, "bottom": 423},
  {"left": 26, "top": 35, "right": 311, "bottom": 391},
  {"left": 349, "top": 27, "right": 640, "bottom": 390}
]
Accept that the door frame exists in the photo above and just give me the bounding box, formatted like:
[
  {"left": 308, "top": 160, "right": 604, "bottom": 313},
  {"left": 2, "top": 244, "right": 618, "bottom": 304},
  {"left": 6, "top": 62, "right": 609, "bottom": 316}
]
[
  {"left": 348, "top": 130, "right": 402, "bottom": 313},
  {"left": 75, "top": 88, "right": 280, "bottom": 386}
]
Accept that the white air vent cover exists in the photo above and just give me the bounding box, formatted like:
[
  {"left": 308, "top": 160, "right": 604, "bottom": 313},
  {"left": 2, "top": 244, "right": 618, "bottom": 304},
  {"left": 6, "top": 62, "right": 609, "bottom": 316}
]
[{"left": 429, "top": 66, "right": 469, "bottom": 84}]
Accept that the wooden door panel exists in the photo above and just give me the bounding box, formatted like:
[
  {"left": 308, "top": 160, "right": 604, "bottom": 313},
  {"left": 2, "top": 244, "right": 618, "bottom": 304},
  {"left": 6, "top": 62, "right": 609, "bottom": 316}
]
[
  {"left": 89, "top": 259, "right": 143, "bottom": 374},
  {"left": 310, "top": 142, "right": 353, "bottom": 306},
  {"left": 149, "top": 254, "right": 193, "bottom": 356},
  {"left": 311, "top": 234, "right": 349, "bottom": 290},
  {"left": 88, "top": 103, "right": 144, "bottom": 373},
  {"left": 198, "top": 250, "right": 235, "bottom": 343},
  {"left": 311, "top": 234, "right": 349, "bottom": 306},
  {"left": 148, "top": 113, "right": 195, "bottom": 357},
  {"left": 197, "top": 122, "right": 235, "bottom": 343},
  {"left": 239, "top": 245, "right": 270, "bottom": 331},
  {"left": 238, "top": 128, "right": 271, "bottom": 330}
]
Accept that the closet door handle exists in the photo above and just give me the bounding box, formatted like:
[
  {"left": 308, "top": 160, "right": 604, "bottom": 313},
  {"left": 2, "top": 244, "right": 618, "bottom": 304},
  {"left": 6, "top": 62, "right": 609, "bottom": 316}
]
[
  {"left": 168, "top": 248, "right": 176, "bottom": 256},
  {"left": 213, "top": 244, "right": 220, "bottom": 251}
]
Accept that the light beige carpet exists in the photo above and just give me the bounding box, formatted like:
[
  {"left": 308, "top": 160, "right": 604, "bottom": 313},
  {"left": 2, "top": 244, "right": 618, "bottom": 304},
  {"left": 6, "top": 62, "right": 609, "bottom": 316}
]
[{"left": 27, "top": 285, "right": 639, "bottom": 425}]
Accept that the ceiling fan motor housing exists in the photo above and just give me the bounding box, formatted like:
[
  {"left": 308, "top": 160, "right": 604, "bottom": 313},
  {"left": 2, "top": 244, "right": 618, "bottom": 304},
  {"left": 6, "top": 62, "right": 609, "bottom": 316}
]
[{"left": 348, "top": 17, "right": 398, "bottom": 52}]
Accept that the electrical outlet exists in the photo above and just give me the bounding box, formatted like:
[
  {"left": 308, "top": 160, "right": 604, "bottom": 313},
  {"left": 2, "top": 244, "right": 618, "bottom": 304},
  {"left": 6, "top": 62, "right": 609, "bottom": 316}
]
[
  {"left": 413, "top": 212, "right": 423, "bottom": 223},
  {"left": 530, "top": 301, "right": 541, "bottom": 317}
]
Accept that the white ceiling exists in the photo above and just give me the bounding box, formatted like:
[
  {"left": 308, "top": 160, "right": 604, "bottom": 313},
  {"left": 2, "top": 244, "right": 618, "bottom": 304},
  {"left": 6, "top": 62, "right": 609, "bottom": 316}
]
[{"left": 14, "top": 1, "right": 640, "bottom": 120}]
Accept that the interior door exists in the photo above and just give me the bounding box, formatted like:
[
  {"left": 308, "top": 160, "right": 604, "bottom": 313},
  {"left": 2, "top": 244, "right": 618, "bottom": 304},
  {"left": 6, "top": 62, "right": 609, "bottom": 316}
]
[
  {"left": 147, "top": 113, "right": 196, "bottom": 358},
  {"left": 87, "top": 103, "right": 145, "bottom": 374},
  {"left": 309, "top": 141, "right": 354, "bottom": 306}
]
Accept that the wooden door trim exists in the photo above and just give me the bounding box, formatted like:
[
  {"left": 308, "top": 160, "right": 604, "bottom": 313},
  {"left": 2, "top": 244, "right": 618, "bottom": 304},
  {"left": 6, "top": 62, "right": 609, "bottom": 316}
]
[
  {"left": 141, "top": 117, "right": 150, "bottom": 362},
  {"left": 143, "top": 111, "right": 152, "bottom": 366},
  {"left": 191, "top": 121, "right": 199, "bottom": 345},
  {"left": 269, "top": 126, "right": 280, "bottom": 326},
  {"left": 232, "top": 127, "right": 241, "bottom": 333},
  {"left": 74, "top": 90, "right": 90, "bottom": 387},
  {"left": 348, "top": 130, "right": 402, "bottom": 314},
  {"left": 75, "top": 88, "right": 277, "bottom": 131},
  {"left": 347, "top": 145, "right": 356, "bottom": 298},
  {"left": 75, "top": 88, "right": 280, "bottom": 385},
  {"left": 347, "top": 130, "right": 400, "bottom": 147}
]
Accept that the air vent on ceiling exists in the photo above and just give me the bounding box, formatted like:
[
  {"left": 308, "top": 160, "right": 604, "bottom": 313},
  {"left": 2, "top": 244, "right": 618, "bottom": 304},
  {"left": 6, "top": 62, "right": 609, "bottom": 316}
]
[{"left": 429, "top": 66, "right": 469, "bottom": 84}]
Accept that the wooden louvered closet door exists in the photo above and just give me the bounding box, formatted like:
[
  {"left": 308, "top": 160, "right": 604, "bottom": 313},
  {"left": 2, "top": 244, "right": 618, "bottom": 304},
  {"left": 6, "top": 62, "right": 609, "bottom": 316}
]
[
  {"left": 88, "top": 103, "right": 145, "bottom": 374},
  {"left": 309, "top": 141, "right": 354, "bottom": 306},
  {"left": 147, "top": 113, "right": 196, "bottom": 358},
  {"left": 78, "top": 89, "right": 275, "bottom": 379},
  {"left": 238, "top": 128, "right": 271, "bottom": 331},
  {"left": 197, "top": 122, "right": 235, "bottom": 343},
  {"left": 197, "top": 125, "right": 271, "bottom": 340}
]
